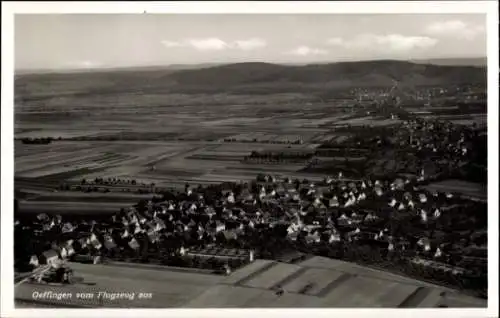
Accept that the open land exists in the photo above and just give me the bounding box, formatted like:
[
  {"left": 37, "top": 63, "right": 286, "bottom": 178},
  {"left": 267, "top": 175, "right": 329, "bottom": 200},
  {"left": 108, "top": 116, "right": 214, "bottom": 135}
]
[
  {"left": 15, "top": 96, "right": 364, "bottom": 211},
  {"left": 15, "top": 257, "right": 486, "bottom": 308}
]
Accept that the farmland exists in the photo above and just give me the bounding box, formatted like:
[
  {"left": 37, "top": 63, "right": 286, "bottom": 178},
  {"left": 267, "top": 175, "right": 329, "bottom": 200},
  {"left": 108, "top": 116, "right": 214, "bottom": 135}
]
[
  {"left": 15, "top": 83, "right": 363, "bottom": 214},
  {"left": 15, "top": 261, "right": 224, "bottom": 308},
  {"left": 180, "top": 257, "right": 485, "bottom": 308}
]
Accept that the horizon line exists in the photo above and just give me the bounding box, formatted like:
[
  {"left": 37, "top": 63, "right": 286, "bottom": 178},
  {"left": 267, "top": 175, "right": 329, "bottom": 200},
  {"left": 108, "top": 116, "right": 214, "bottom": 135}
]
[{"left": 15, "top": 56, "right": 487, "bottom": 75}]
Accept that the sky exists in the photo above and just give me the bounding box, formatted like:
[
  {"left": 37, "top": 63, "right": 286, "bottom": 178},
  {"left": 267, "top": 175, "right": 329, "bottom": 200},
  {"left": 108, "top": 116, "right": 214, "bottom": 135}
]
[{"left": 15, "top": 14, "right": 487, "bottom": 70}]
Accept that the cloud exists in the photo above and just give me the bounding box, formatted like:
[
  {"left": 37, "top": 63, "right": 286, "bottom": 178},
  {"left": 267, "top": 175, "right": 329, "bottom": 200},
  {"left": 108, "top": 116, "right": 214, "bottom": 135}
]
[
  {"left": 327, "top": 34, "right": 438, "bottom": 52},
  {"left": 161, "top": 37, "right": 267, "bottom": 51},
  {"left": 187, "top": 38, "right": 230, "bottom": 51},
  {"left": 425, "top": 20, "right": 485, "bottom": 40},
  {"left": 233, "top": 38, "right": 267, "bottom": 50},
  {"left": 327, "top": 37, "right": 345, "bottom": 46},
  {"left": 160, "top": 40, "right": 184, "bottom": 48},
  {"left": 286, "top": 46, "right": 328, "bottom": 56}
]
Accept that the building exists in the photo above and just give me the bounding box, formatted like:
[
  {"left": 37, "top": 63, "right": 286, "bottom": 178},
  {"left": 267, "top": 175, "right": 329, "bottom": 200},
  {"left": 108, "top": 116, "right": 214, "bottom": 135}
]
[
  {"left": 186, "top": 246, "right": 253, "bottom": 262},
  {"left": 39, "top": 250, "right": 60, "bottom": 266}
]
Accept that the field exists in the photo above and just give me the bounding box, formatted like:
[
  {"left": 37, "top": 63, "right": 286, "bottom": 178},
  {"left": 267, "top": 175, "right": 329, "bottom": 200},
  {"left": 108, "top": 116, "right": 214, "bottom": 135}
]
[
  {"left": 182, "top": 257, "right": 486, "bottom": 308},
  {"left": 15, "top": 91, "right": 361, "bottom": 214},
  {"left": 333, "top": 116, "right": 403, "bottom": 127},
  {"left": 13, "top": 243, "right": 487, "bottom": 309},
  {"left": 423, "top": 179, "right": 487, "bottom": 200},
  {"left": 15, "top": 262, "right": 223, "bottom": 308},
  {"left": 13, "top": 108, "right": 403, "bottom": 209}
]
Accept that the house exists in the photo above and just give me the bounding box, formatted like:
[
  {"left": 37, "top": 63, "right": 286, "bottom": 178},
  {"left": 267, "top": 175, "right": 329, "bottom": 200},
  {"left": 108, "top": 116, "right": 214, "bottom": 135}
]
[
  {"left": 433, "top": 208, "right": 441, "bottom": 218},
  {"left": 39, "top": 249, "right": 60, "bottom": 266},
  {"left": 239, "top": 189, "right": 254, "bottom": 201},
  {"left": 288, "top": 231, "right": 299, "bottom": 241},
  {"left": 417, "top": 237, "right": 431, "bottom": 251},
  {"left": 222, "top": 230, "right": 238, "bottom": 241},
  {"left": 226, "top": 192, "right": 235, "bottom": 204},
  {"left": 350, "top": 213, "right": 364, "bottom": 224},
  {"left": 154, "top": 218, "right": 166, "bottom": 232},
  {"left": 357, "top": 192, "right": 367, "bottom": 201},
  {"left": 61, "top": 222, "right": 75, "bottom": 233},
  {"left": 121, "top": 229, "right": 130, "bottom": 238},
  {"left": 420, "top": 209, "right": 428, "bottom": 223},
  {"left": 147, "top": 230, "right": 161, "bottom": 243},
  {"left": 60, "top": 247, "right": 69, "bottom": 259},
  {"left": 29, "top": 255, "right": 39, "bottom": 267},
  {"left": 104, "top": 235, "right": 117, "bottom": 249},
  {"left": 388, "top": 198, "right": 397, "bottom": 207},
  {"left": 215, "top": 221, "right": 226, "bottom": 233},
  {"left": 434, "top": 247, "right": 443, "bottom": 258},
  {"left": 64, "top": 245, "right": 76, "bottom": 258},
  {"left": 328, "top": 231, "right": 342, "bottom": 243},
  {"left": 305, "top": 230, "right": 321, "bottom": 244},
  {"left": 344, "top": 197, "right": 355, "bottom": 207},
  {"left": 364, "top": 213, "right": 379, "bottom": 222},
  {"left": 337, "top": 214, "right": 352, "bottom": 226},
  {"left": 128, "top": 238, "right": 140, "bottom": 250},
  {"left": 329, "top": 196, "right": 339, "bottom": 207},
  {"left": 312, "top": 197, "right": 325, "bottom": 209},
  {"left": 134, "top": 224, "right": 144, "bottom": 234},
  {"left": 90, "top": 233, "right": 102, "bottom": 250},
  {"left": 37, "top": 213, "right": 49, "bottom": 222}
]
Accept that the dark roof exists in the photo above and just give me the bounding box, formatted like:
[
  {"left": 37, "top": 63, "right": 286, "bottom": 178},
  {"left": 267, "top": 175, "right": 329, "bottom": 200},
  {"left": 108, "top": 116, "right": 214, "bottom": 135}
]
[{"left": 41, "top": 249, "right": 59, "bottom": 259}]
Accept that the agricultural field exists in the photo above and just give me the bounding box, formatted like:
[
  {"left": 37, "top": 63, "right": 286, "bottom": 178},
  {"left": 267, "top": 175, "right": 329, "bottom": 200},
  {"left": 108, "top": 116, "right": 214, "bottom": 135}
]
[
  {"left": 181, "top": 257, "right": 485, "bottom": 308},
  {"left": 423, "top": 179, "right": 487, "bottom": 200},
  {"left": 15, "top": 262, "right": 223, "bottom": 308},
  {"left": 15, "top": 114, "right": 335, "bottom": 210},
  {"left": 310, "top": 134, "right": 352, "bottom": 144},
  {"left": 333, "top": 116, "right": 403, "bottom": 127},
  {"left": 18, "top": 200, "right": 129, "bottom": 215}
]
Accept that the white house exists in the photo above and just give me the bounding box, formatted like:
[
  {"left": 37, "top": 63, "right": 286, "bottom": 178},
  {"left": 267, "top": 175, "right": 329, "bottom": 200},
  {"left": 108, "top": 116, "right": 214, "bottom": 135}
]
[
  {"left": 434, "top": 208, "right": 441, "bottom": 218},
  {"left": 128, "top": 238, "right": 140, "bottom": 250},
  {"left": 29, "top": 255, "right": 39, "bottom": 267},
  {"left": 420, "top": 210, "right": 428, "bottom": 223},
  {"left": 389, "top": 198, "right": 397, "bottom": 207}
]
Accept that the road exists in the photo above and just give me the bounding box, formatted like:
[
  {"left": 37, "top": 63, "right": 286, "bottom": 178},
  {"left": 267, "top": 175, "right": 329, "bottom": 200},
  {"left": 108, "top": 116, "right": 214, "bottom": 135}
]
[{"left": 15, "top": 265, "right": 51, "bottom": 286}]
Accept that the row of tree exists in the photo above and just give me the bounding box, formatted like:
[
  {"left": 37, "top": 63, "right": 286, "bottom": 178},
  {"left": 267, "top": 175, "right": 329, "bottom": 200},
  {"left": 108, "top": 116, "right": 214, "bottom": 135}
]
[{"left": 20, "top": 137, "right": 54, "bottom": 144}]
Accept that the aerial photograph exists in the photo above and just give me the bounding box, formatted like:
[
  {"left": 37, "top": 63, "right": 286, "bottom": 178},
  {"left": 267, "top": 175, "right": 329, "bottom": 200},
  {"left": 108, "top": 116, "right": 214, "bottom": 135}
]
[{"left": 12, "top": 13, "right": 488, "bottom": 308}]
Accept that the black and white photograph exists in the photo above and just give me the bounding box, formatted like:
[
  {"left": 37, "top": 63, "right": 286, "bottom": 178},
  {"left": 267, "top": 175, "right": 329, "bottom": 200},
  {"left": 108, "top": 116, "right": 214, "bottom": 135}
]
[{"left": 1, "top": 1, "right": 498, "bottom": 317}]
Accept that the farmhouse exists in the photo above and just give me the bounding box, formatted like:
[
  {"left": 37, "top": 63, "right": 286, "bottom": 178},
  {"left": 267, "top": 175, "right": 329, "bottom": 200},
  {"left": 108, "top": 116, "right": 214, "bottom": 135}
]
[{"left": 39, "top": 249, "right": 60, "bottom": 266}]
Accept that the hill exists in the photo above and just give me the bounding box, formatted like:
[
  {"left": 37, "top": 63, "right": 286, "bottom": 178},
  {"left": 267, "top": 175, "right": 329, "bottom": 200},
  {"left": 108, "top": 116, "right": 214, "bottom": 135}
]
[
  {"left": 15, "top": 60, "right": 486, "bottom": 99},
  {"left": 166, "top": 60, "right": 486, "bottom": 90},
  {"left": 411, "top": 57, "right": 487, "bottom": 67}
]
